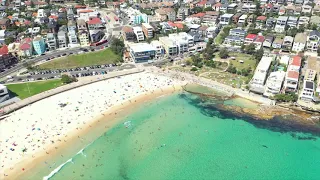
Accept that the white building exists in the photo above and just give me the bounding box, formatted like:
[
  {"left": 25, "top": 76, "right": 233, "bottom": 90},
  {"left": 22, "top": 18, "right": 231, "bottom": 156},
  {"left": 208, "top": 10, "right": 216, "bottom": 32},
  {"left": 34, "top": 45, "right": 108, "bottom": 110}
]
[
  {"left": 292, "top": 33, "right": 307, "bottom": 52},
  {"left": 150, "top": 40, "right": 164, "bottom": 59},
  {"left": 284, "top": 56, "right": 302, "bottom": 92},
  {"left": 219, "top": 14, "right": 234, "bottom": 25},
  {"left": 158, "top": 36, "right": 178, "bottom": 55},
  {"left": 275, "top": 16, "right": 288, "bottom": 33},
  {"left": 299, "top": 69, "right": 316, "bottom": 102},
  {"left": 249, "top": 56, "right": 273, "bottom": 94},
  {"left": 68, "top": 30, "right": 79, "bottom": 47},
  {"left": 263, "top": 71, "right": 286, "bottom": 97},
  {"left": 37, "top": 9, "right": 45, "bottom": 19},
  {"left": 133, "top": 26, "right": 144, "bottom": 42},
  {"left": 128, "top": 42, "right": 156, "bottom": 63}
]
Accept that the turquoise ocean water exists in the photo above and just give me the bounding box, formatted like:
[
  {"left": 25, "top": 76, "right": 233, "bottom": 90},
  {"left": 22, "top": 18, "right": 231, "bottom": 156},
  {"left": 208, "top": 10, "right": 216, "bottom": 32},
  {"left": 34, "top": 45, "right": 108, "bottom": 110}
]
[{"left": 45, "top": 92, "right": 320, "bottom": 180}]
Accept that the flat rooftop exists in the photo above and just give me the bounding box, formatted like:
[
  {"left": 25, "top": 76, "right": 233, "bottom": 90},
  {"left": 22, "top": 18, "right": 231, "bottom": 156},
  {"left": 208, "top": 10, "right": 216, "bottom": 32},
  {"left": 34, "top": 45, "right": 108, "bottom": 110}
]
[{"left": 129, "top": 43, "right": 156, "bottom": 52}]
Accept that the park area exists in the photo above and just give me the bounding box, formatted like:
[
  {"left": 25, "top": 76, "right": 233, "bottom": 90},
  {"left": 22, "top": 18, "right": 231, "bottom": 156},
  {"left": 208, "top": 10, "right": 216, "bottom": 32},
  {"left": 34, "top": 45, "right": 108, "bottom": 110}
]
[
  {"left": 39, "top": 49, "right": 121, "bottom": 70},
  {"left": 6, "top": 79, "right": 63, "bottom": 99}
]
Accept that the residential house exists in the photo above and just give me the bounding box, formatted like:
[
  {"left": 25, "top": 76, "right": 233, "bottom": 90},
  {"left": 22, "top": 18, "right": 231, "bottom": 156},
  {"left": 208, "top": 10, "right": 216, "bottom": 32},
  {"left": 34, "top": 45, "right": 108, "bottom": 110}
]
[
  {"left": 142, "top": 23, "right": 154, "bottom": 39},
  {"left": 275, "top": 16, "right": 288, "bottom": 33},
  {"left": 47, "top": 20, "right": 58, "bottom": 33},
  {"left": 77, "top": 19, "right": 87, "bottom": 30},
  {"left": 238, "top": 14, "right": 248, "bottom": 26},
  {"left": 32, "top": 36, "right": 46, "bottom": 55},
  {"left": 272, "top": 37, "right": 283, "bottom": 49},
  {"left": 150, "top": 40, "right": 164, "bottom": 59},
  {"left": 299, "top": 69, "right": 316, "bottom": 102},
  {"left": 298, "top": 16, "right": 310, "bottom": 27},
  {"left": 253, "top": 36, "right": 265, "bottom": 50},
  {"left": 247, "top": 14, "right": 255, "bottom": 24},
  {"left": 66, "top": 8, "right": 74, "bottom": 20},
  {"left": 19, "top": 38, "right": 33, "bottom": 57},
  {"left": 287, "top": 16, "right": 298, "bottom": 28},
  {"left": 46, "top": 33, "right": 57, "bottom": 51},
  {"left": 89, "top": 30, "right": 104, "bottom": 43},
  {"left": 133, "top": 26, "right": 144, "bottom": 42},
  {"left": 78, "top": 30, "right": 90, "bottom": 46},
  {"left": 87, "top": 17, "right": 104, "bottom": 30},
  {"left": 282, "top": 36, "right": 294, "bottom": 51},
  {"left": 122, "top": 26, "right": 135, "bottom": 41},
  {"left": 265, "top": 3, "right": 273, "bottom": 13},
  {"left": 229, "top": 28, "right": 246, "bottom": 37},
  {"left": 227, "top": 3, "right": 238, "bottom": 13},
  {"left": 232, "top": 13, "right": 242, "bottom": 24},
  {"left": 260, "top": 0, "right": 268, "bottom": 5},
  {"left": 219, "top": 13, "right": 233, "bottom": 25},
  {"left": 242, "top": 0, "right": 254, "bottom": 4},
  {"left": 307, "top": 30, "right": 320, "bottom": 52},
  {"left": 286, "top": 5, "right": 295, "bottom": 16},
  {"left": 212, "top": 2, "right": 222, "bottom": 11},
  {"left": 292, "top": 33, "right": 307, "bottom": 52},
  {"left": 266, "top": 17, "right": 276, "bottom": 29},
  {"left": 256, "top": 16, "right": 267, "bottom": 28},
  {"left": 68, "top": 30, "right": 79, "bottom": 47},
  {"left": 0, "top": 18, "right": 9, "bottom": 30},
  {"left": 244, "top": 34, "right": 257, "bottom": 45},
  {"left": 206, "top": 26, "right": 220, "bottom": 38},
  {"left": 310, "top": 16, "right": 320, "bottom": 28},
  {"left": 202, "top": 11, "right": 219, "bottom": 25},
  {"left": 294, "top": 6, "right": 302, "bottom": 16},
  {"left": 220, "top": 3, "right": 229, "bottom": 13},
  {"left": 263, "top": 36, "right": 274, "bottom": 48},
  {"left": 312, "top": 5, "right": 320, "bottom": 15},
  {"left": 155, "top": 8, "right": 176, "bottom": 21},
  {"left": 295, "top": 0, "right": 304, "bottom": 5},
  {"left": 284, "top": 56, "right": 301, "bottom": 92},
  {"left": 249, "top": 56, "right": 273, "bottom": 94},
  {"left": 0, "top": 45, "right": 18, "bottom": 71},
  {"left": 57, "top": 30, "right": 67, "bottom": 48},
  {"left": 177, "top": 8, "right": 190, "bottom": 21},
  {"left": 223, "top": 36, "right": 244, "bottom": 46},
  {"left": 263, "top": 71, "right": 286, "bottom": 97},
  {"left": 277, "top": 0, "right": 286, "bottom": 4},
  {"left": 302, "top": 4, "right": 312, "bottom": 14}
]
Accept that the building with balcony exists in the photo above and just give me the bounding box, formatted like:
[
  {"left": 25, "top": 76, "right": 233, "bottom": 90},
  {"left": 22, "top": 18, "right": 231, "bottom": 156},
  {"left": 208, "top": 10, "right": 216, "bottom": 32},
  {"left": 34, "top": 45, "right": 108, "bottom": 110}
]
[
  {"left": 150, "top": 40, "right": 164, "bottom": 59},
  {"left": 159, "top": 36, "right": 178, "bottom": 55},
  {"left": 77, "top": 19, "right": 87, "bottom": 30},
  {"left": 128, "top": 43, "right": 156, "bottom": 63},
  {"left": 307, "top": 30, "right": 320, "bottom": 52},
  {"left": 133, "top": 26, "right": 144, "bottom": 42},
  {"left": 46, "top": 33, "right": 57, "bottom": 51},
  {"left": 249, "top": 56, "right": 273, "bottom": 94},
  {"left": 219, "top": 13, "right": 233, "bottom": 26},
  {"left": 122, "top": 26, "right": 135, "bottom": 41},
  {"left": 57, "top": 30, "right": 67, "bottom": 48},
  {"left": 142, "top": 23, "right": 154, "bottom": 39},
  {"left": 32, "top": 36, "right": 46, "bottom": 55},
  {"left": 263, "top": 71, "right": 286, "bottom": 97},
  {"left": 68, "top": 30, "right": 79, "bottom": 47},
  {"left": 78, "top": 30, "right": 90, "bottom": 46},
  {"left": 275, "top": 16, "right": 288, "bottom": 33},
  {"left": 299, "top": 69, "right": 316, "bottom": 102},
  {"left": 292, "top": 33, "right": 307, "bottom": 52}
]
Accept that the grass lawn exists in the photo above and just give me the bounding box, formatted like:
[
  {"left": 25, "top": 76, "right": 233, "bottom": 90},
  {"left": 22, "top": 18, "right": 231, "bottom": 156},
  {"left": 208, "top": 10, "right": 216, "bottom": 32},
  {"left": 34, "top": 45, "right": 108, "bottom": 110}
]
[
  {"left": 214, "top": 32, "right": 224, "bottom": 45},
  {"left": 6, "top": 79, "right": 63, "bottom": 99},
  {"left": 39, "top": 49, "right": 121, "bottom": 70},
  {"left": 228, "top": 52, "right": 256, "bottom": 70}
]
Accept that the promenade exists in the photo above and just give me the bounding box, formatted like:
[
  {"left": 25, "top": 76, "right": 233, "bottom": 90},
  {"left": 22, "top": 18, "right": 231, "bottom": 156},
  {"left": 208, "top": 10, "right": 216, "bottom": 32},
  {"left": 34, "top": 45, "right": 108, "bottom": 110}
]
[{"left": 0, "top": 68, "right": 143, "bottom": 116}]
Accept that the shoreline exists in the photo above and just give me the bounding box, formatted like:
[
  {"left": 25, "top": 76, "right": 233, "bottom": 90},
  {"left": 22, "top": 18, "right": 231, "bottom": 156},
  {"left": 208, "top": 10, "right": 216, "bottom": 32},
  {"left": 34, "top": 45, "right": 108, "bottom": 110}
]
[{"left": 3, "top": 85, "right": 182, "bottom": 180}]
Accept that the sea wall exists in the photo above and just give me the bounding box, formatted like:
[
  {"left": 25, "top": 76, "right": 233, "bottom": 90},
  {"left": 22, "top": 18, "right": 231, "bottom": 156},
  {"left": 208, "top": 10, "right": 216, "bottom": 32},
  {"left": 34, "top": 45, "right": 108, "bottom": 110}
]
[{"left": 0, "top": 69, "right": 144, "bottom": 116}]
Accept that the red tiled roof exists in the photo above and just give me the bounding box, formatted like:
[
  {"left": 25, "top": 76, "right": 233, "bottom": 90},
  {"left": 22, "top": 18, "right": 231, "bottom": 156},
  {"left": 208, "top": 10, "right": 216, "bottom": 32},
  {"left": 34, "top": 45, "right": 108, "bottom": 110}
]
[
  {"left": 75, "top": 5, "right": 87, "bottom": 9},
  {"left": 79, "top": 9, "right": 94, "bottom": 13},
  {"left": 213, "top": 2, "right": 222, "bottom": 7},
  {"left": 291, "top": 56, "right": 302, "bottom": 67},
  {"left": 49, "top": 15, "right": 58, "bottom": 20},
  {"left": 246, "top": 34, "right": 257, "bottom": 40},
  {"left": 257, "top": 16, "right": 267, "bottom": 21},
  {"left": 287, "top": 71, "right": 299, "bottom": 79},
  {"left": 23, "top": 38, "right": 32, "bottom": 43},
  {"left": 175, "top": 23, "right": 184, "bottom": 29},
  {"left": 0, "top": 45, "right": 8, "bottom": 56},
  {"left": 19, "top": 43, "right": 31, "bottom": 50},
  {"left": 254, "top": 35, "right": 265, "bottom": 43},
  {"left": 198, "top": 0, "right": 207, "bottom": 5},
  {"left": 192, "top": 12, "right": 206, "bottom": 18},
  {"left": 266, "top": 3, "right": 273, "bottom": 8},
  {"left": 87, "top": 17, "right": 101, "bottom": 25}
]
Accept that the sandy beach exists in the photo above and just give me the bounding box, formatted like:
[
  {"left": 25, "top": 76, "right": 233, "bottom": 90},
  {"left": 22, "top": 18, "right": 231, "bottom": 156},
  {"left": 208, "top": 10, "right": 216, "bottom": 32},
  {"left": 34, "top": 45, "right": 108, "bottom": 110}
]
[{"left": 0, "top": 72, "right": 185, "bottom": 179}]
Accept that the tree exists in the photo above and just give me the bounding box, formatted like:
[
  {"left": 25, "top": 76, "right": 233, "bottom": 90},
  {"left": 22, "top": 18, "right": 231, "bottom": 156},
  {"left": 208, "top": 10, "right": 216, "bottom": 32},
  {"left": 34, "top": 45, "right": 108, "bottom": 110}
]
[
  {"left": 31, "top": 1, "right": 35, "bottom": 8},
  {"left": 191, "top": 54, "right": 202, "bottom": 67},
  {"left": 317, "top": 47, "right": 320, "bottom": 56},
  {"left": 273, "top": 93, "right": 298, "bottom": 102},
  {"left": 57, "top": 19, "right": 68, "bottom": 26},
  {"left": 23, "top": 61, "right": 35, "bottom": 71},
  {"left": 286, "top": 27, "right": 298, "bottom": 37},
  {"left": 204, "top": 7, "right": 213, "bottom": 11},
  {"left": 245, "top": 43, "right": 256, "bottom": 55},
  {"left": 61, "top": 74, "right": 77, "bottom": 84},
  {"left": 110, "top": 38, "right": 125, "bottom": 55},
  {"left": 254, "top": 48, "right": 264, "bottom": 61},
  {"left": 192, "top": 7, "right": 203, "bottom": 14},
  {"left": 5, "top": 37, "right": 14, "bottom": 45},
  {"left": 226, "top": 64, "right": 237, "bottom": 74},
  {"left": 297, "top": 25, "right": 305, "bottom": 33},
  {"left": 219, "top": 48, "right": 229, "bottom": 59}
]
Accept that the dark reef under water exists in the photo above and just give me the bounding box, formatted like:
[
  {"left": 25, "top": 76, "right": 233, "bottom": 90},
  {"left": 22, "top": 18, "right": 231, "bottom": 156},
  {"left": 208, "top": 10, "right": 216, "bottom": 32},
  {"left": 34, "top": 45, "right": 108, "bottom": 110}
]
[{"left": 178, "top": 93, "right": 320, "bottom": 139}]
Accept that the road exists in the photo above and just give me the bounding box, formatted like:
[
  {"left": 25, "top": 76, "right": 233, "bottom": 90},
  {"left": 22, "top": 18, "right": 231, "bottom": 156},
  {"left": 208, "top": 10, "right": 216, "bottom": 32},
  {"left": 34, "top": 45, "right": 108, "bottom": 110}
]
[{"left": 5, "top": 64, "right": 136, "bottom": 83}]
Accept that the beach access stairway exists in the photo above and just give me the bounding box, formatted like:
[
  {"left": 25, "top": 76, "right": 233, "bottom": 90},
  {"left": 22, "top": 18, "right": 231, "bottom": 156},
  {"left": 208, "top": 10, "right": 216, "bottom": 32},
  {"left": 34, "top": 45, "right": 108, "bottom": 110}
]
[{"left": 0, "top": 68, "right": 144, "bottom": 117}]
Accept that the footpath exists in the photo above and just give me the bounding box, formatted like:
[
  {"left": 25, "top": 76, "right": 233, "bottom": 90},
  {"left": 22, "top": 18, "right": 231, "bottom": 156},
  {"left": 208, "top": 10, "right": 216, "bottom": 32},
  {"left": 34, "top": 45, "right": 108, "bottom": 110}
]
[{"left": 0, "top": 69, "right": 143, "bottom": 116}]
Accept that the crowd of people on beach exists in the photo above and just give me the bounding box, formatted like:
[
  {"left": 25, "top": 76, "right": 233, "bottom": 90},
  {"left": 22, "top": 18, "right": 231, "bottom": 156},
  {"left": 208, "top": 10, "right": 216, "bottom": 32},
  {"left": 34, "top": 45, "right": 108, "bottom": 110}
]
[{"left": 0, "top": 72, "right": 184, "bottom": 177}]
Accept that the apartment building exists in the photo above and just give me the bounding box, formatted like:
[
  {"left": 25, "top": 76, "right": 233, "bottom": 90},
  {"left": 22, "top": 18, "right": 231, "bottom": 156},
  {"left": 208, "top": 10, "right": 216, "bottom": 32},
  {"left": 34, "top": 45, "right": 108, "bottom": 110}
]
[
  {"left": 159, "top": 36, "right": 178, "bottom": 55},
  {"left": 238, "top": 14, "right": 247, "bottom": 26},
  {"left": 263, "top": 71, "right": 286, "bottom": 97},
  {"left": 68, "top": 30, "right": 79, "bottom": 47},
  {"left": 275, "top": 16, "right": 288, "bottom": 33},
  {"left": 287, "top": 16, "right": 298, "bottom": 28},
  {"left": 229, "top": 28, "right": 246, "bottom": 37},
  {"left": 122, "top": 26, "right": 135, "bottom": 41},
  {"left": 89, "top": 30, "right": 104, "bottom": 43},
  {"left": 78, "top": 30, "right": 90, "bottom": 46},
  {"left": 142, "top": 23, "right": 154, "bottom": 39},
  {"left": 33, "top": 36, "right": 46, "bottom": 55},
  {"left": 133, "top": 26, "right": 144, "bottom": 42},
  {"left": 177, "top": 8, "right": 190, "bottom": 21},
  {"left": 128, "top": 43, "right": 156, "bottom": 63},
  {"left": 77, "top": 19, "right": 87, "bottom": 30},
  {"left": 46, "top": 33, "right": 57, "bottom": 51},
  {"left": 57, "top": 30, "right": 67, "bottom": 48},
  {"left": 249, "top": 56, "right": 273, "bottom": 94},
  {"left": 150, "top": 40, "right": 164, "bottom": 59}
]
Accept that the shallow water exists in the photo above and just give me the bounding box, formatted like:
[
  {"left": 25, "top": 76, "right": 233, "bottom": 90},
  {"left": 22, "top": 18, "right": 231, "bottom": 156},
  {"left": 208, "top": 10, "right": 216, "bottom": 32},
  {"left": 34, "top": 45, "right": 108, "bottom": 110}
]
[{"left": 46, "top": 92, "right": 320, "bottom": 180}]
